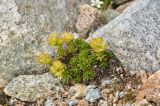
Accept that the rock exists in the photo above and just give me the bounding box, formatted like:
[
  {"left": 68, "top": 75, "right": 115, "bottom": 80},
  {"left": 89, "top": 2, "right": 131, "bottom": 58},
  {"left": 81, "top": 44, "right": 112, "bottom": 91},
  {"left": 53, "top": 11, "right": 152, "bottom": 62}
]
[
  {"left": 89, "top": 0, "right": 160, "bottom": 72},
  {"left": 0, "top": 0, "right": 89, "bottom": 83},
  {"left": 37, "top": 98, "right": 45, "bottom": 106},
  {"left": 129, "top": 71, "right": 137, "bottom": 76},
  {"left": 103, "top": 9, "right": 120, "bottom": 23},
  {"left": 98, "top": 100, "right": 108, "bottom": 106},
  {"left": 137, "top": 70, "right": 160, "bottom": 104},
  {"left": 76, "top": 4, "right": 103, "bottom": 38},
  {"left": 77, "top": 99, "right": 88, "bottom": 106},
  {"left": 44, "top": 97, "right": 54, "bottom": 106},
  {"left": 113, "top": 91, "right": 120, "bottom": 103},
  {"left": 86, "top": 88, "right": 101, "bottom": 102},
  {"left": 119, "top": 91, "right": 125, "bottom": 99},
  {"left": 101, "top": 88, "right": 114, "bottom": 100},
  {"left": 116, "top": 1, "right": 134, "bottom": 13},
  {"left": 125, "top": 102, "right": 132, "bottom": 106},
  {"left": 45, "top": 97, "right": 68, "bottom": 106},
  {"left": 87, "top": 85, "right": 96, "bottom": 91},
  {"left": 133, "top": 99, "right": 152, "bottom": 106},
  {"left": 4, "top": 73, "right": 63, "bottom": 102},
  {"left": 69, "top": 84, "right": 87, "bottom": 98},
  {"left": 101, "top": 79, "right": 112, "bottom": 87},
  {"left": 69, "top": 100, "right": 78, "bottom": 106}
]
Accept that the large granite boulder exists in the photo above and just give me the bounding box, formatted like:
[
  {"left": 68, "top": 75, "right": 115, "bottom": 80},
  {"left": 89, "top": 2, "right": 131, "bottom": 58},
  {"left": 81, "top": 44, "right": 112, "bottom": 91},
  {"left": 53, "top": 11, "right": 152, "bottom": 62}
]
[
  {"left": 89, "top": 0, "right": 160, "bottom": 71},
  {"left": 0, "top": 0, "right": 89, "bottom": 84},
  {"left": 4, "top": 73, "right": 63, "bottom": 102}
]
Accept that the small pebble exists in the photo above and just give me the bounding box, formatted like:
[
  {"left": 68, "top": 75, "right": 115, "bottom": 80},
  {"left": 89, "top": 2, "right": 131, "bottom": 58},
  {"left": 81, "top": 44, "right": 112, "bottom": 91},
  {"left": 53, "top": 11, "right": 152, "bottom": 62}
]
[
  {"left": 86, "top": 88, "right": 101, "bottom": 102},
  {"left": 69, "top": 100, "right": 78, "bottom": 106},
  {"left": 101, "top": 79, "right": 112, "bottom": 87},
  {"left": 119, "top": 91, "right": 124, "bottom": 99},
  {"left": 87, "top": 85, "right": 96, "bottom": 91}
]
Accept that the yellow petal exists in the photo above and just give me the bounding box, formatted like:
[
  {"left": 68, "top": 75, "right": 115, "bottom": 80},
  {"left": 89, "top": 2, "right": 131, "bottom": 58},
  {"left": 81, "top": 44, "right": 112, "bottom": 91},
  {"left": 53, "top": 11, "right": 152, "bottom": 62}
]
[
  {"left": 48, "top": 33, "right": 59, "bottom": 46},
  {"left": 63, "top": 32, "right": 74, "bottom": 43},
  {"left": 89, "top": 37, "right": 108, "bottom": 53},
  {"left": 36, "top": 53, "right": 52, "bottom": 65}
]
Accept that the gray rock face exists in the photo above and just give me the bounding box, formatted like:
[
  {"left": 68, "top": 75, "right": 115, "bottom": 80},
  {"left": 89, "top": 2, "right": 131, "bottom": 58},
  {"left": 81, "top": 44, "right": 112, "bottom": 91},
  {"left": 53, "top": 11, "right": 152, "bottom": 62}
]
[
  {"left": 0, "top": 0, "right": 89, "bottom": 82},
  {"left": 90, "top": 0, "right": 160, "bottom": 71},
  {"left": 4, "top": 73, "right": 63, "bottom": 102}
]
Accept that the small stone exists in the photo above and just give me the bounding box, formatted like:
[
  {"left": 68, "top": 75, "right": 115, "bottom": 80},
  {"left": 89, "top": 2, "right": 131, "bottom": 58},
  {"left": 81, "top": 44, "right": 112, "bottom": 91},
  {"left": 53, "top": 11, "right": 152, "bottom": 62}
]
[
  {"left": 37, "top": 98, "right": 45, "bottom": 106},
  {"left": 126, "top": 84, "right": 132, "bottom": 90},
  {"left": 44, "top": 97, "right": 54, "bottom": 106},
  {"left": 98, "top": 100, "right": 108, "bottom": 106},
  {"left": 86, "top": 88, "right": 101, "bottom": 102},
  {"left": 113, "top": 104, "right": 117, "bottom": 106},
  {"left": 113, "top": 91, "right": 120, "bottom": 103},
  {"left": 69, "top": 84, "right": 87, "bottom": 98},
  {"left": 101, "top": 79, "right": 112, "bottom": 87},
  {"left": 119, "top": 91, "right": 125, "bottom": 99},
  {"left": 101, "top": 88, "right": 114, "bottom": 100},
  {"left": 87, "top": 85, "right": 96, "bottom": 91},
  {"left": 54, "top": 100, "right": 68, "bottom": 106},
  {"left": 69, "top": 100, "right": 78, "bottom": 106},
  {"left": 76, "top": 4, "right": 103, "bottom": 38},
  {"left": 125, "top": 102, "right": 132, "bottom": 106},
  {"left": 129, "top": 71, "right": 137, "bottom": 76},
  {"left": 120, "top": 74, "right": 124, "bottom": 78},
  {"left": 132, "top": 99, "right": 152, "bottom": 106},
  {"left": 115, "top": 91, "right": 120, "bottom": 100},
  {"left": 109, "top": 94, "right": 114, "bottom": 101},
  {"left": 77, "top": 99, "right": 88, "bottom": 106}
]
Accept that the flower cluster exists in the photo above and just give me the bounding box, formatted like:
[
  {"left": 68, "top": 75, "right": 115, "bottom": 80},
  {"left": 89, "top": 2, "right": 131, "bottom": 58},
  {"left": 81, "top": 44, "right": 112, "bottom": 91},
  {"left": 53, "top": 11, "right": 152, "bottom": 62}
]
[
  {"left": 36, "top": 32, "right": 114, "bottom": 84},
  {"left": 50, "top": 60, "right": 66, "bottom": 79},
  {"left": 48, "top": 32, "right": 74, "bottom": 47}
]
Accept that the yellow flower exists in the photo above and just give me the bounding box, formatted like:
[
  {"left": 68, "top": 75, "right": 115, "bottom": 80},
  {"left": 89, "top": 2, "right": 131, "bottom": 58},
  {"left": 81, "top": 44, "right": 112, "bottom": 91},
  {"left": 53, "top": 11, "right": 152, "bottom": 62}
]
[
  {"left": 63, "top": 32, "right": 74, "bottom": 43},
  {"left": 89, "top": 37, "right": 108, "bottom": 52},
  {"left": 50, "top": 60, "right": 66, "bottom": 79},
  {"left": 48, "top": 33, "right": 59, "bottom": 46},
  {"left": 57, "top": 38, "right": 64, "bottom": 45},
  {"left": 36, "top": 53, "right": 52, "bottom": 65}
]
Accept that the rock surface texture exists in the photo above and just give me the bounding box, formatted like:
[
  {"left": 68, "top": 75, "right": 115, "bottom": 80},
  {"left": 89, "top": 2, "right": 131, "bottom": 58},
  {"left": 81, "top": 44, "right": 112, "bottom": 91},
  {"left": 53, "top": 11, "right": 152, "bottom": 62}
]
[
  {"left": 4, "top": 73, "right": 63, "bottom": 102},
  {"left": 90, "top": 0, "right": 160, "bottom": 72},
  {"left": 76, "top": 4, "right": 103, "bottom": 38},
  {"left": 0, "top": 0, "right": 89, "bottom": 83},
  {"left": 137, "top": 70, "right": 160, "bottom": 104}
]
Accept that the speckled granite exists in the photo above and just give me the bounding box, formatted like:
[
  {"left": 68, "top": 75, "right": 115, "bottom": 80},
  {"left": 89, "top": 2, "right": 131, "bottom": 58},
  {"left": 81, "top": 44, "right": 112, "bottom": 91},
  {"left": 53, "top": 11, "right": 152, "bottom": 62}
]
[
  {"left": 89, "top": 0, "right": 160, "bottom": 71},
  {"left": 4, "top": 73, "right": 63, "bottom": 102},
  {"left": 0, "top": 0, "right": 89, "bottom": 83}
]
